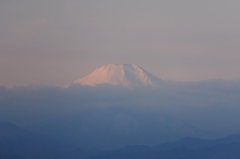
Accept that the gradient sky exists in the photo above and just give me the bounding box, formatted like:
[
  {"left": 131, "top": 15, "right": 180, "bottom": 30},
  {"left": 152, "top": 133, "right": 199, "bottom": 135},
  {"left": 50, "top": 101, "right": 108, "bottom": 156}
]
[{"left": 1, "top": 0, "right": 240, "bottom": 87}]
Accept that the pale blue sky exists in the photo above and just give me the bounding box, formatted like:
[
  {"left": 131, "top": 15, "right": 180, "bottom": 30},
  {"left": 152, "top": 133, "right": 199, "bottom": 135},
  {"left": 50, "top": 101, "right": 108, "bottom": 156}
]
[{"left": 1, "top": 0, "right": 240, "bottom": 86}]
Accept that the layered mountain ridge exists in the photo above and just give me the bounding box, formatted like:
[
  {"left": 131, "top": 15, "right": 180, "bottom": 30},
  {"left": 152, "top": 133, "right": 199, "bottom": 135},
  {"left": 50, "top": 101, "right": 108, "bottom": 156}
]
[{"left": 74, "top": 64, "right": 163, "bottom": 88}]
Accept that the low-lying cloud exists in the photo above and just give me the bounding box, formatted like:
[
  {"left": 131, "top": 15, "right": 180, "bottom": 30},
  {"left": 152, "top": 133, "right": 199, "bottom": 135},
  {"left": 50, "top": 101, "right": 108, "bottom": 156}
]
[{"left": 1, "top": 80, "right": 240, "bottom": 149}]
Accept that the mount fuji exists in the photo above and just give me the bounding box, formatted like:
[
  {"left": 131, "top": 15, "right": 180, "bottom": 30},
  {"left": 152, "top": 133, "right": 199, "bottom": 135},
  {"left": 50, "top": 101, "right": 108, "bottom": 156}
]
[{"left": 73, "top": 64, "right": 163, "bottom": 88}]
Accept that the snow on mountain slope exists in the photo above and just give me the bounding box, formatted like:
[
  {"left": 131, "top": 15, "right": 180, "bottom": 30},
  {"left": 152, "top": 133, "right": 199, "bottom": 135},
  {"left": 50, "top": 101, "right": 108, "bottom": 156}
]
[{"left": 74, "top": 64, "right": 163, "bottom": 88}]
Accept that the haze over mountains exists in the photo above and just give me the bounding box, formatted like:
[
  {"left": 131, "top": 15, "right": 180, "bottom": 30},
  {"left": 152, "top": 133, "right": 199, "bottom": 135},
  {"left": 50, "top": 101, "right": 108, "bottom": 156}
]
[
  {"left": 91, "top": 134, "right": 240, "bottom": 159},
  {"left": 73, "top": 64, "right": 163, "bottom": 88},
  {"left": 1, "top": 64, "right": 240, "bottom": 158},
  {"left": 1, "top": 121, "right": 240, "bottom": 159}
]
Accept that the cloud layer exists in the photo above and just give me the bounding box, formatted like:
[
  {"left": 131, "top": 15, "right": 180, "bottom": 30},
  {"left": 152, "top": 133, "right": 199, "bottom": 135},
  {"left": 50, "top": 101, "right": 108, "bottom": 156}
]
[{"left": 1, "top": 80, "right": 240, "bottom": 149}]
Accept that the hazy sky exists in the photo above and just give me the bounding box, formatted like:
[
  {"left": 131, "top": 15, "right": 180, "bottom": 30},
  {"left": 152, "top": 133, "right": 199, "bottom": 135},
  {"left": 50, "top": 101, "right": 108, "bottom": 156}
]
[{"left": 1, "top": 0, "right": 240, "bottom": 86}]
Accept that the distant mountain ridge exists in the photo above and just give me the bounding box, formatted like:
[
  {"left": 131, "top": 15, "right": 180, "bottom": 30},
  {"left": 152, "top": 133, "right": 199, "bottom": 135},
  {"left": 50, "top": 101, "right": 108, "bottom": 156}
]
[
  {"left": 2, "top": 121, "right": 240, "bottom": 159},
  {"left": 91, "top": 134, "right": 240, "bottom": 159},
  {"left": 74, "top": 64, "right": 163, "bottom": 88}
]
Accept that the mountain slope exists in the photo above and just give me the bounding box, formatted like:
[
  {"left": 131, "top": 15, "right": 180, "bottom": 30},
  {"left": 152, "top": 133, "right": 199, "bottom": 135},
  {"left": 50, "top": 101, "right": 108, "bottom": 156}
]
[{"left": 74, "top": 64, "right": 163, "bottom": 88}]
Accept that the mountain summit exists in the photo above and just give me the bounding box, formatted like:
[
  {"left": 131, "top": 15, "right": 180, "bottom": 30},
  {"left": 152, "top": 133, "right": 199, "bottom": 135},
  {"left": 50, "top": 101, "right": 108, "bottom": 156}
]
[{"left": 74, "top": 64, "right": 163, "bottom": 88}]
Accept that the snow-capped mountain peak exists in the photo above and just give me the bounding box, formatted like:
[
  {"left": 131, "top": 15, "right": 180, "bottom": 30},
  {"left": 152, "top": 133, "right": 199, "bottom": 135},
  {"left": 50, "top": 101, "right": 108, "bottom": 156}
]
[{"left": 73, "top": 64, "right": 163, "bottom": 88}]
